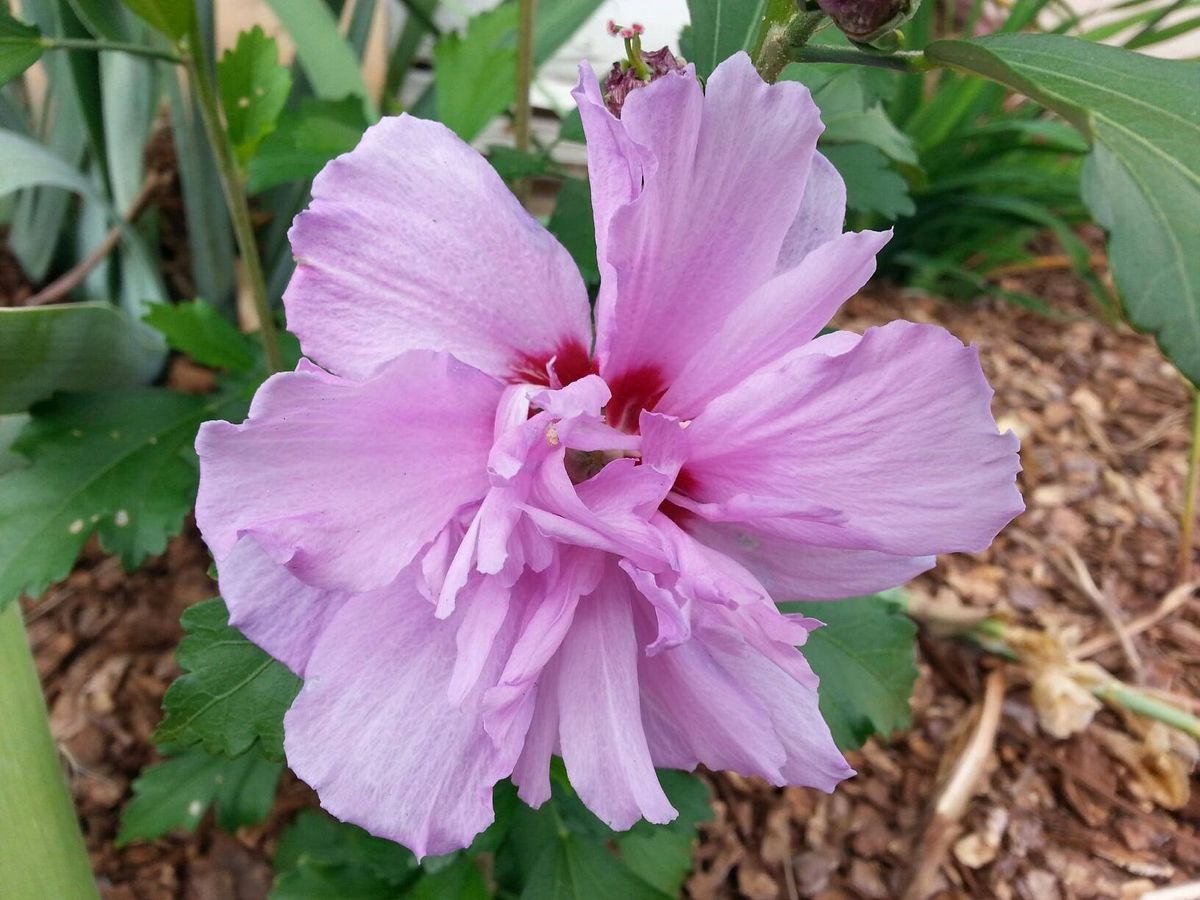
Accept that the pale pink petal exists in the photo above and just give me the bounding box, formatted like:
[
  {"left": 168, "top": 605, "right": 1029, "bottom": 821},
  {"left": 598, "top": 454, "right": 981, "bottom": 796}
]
[
  {"left": 636, "top": 620, "right": 788, "bottom": 781},
  {"left": 681, "top": 321, "right": 1023, "bottom": 557},
  {"left": 510, "top": 655, "right": 560, "bottom": 808},
  {"left": 556, "top": 564, "right": 677, "bottom": 829},
  {"left": 683, "top": 517, "right": 936, "bottom": 600},
  {"left": 586, "top": 53, "right": 825, "bottom": 416},
  {"left": 660, "top": 228, "right": 890, "bottom": 416},
  {"left": 196, "top": 351, "right": 501, "bottom": 593},
  {"left": 285, "top": 115, "right": 591, "bottom": 382},
  {"left": 775, "top": 152, "right": 848, "bottom": 272},
  {"left": 701, "top": 624, "right": 854, "bottom": 791},
  {"left": 570, "top": 64, "right": 642, "bottom": 281},
  {"left": 283, "top": 576, "right": 524, "bottom": 858},
  {"left": 218, "top": 536, "right": 350, "bottom": 677}
]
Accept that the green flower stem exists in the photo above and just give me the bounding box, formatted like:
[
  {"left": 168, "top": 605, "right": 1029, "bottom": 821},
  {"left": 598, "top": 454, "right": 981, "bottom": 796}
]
[
  {"left": 1177, "top": 387, "right": 1200, "bottom": 582},
  {"left": 755, "top": 8, "right": 826, "bottom": 83},
  {"left": 0, "top": 35, "right": 184, "bottom": 64},
  {"left": 790, "top": 45, "right": 934, "bottom": 72},
  {"left": 1092, "top": 681, "right": 1200, "bottom": 739},
  {"left": 513, "top": 0, "right": 538, "bottom": 207},
  {"left": 182, "top": 21, "right": 283, "bottom": 374},
  {"left": 0, "top": 603, "right": 99, "bottom": 899}
]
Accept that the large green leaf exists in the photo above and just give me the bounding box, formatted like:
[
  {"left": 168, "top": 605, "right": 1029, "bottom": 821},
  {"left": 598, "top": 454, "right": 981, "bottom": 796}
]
[
  {"left": 117, "top": 746, "right": 283, "bottom": 845},
  {"left": 925, "top": 34, "right": 1200, "bottom": 384},
  {"left": 683, "top": 0, "right": 769, "bottom": 79},
  {"left": 0, "top": 7, "right": 43, "bottom": 86},
  {"left": 0, "top": 387, "right": 246, "bottom": 609},
  {"left": 218, "top": 26, "right": 293, "bottom": 166},
  {"left": 156, "top": 598, "right": 301, "bottom": 760},
  {"left": 118, "top": 0, "right": 194, "bottom": 39},
  {"left": 264, "top": 0, "right": 376, "bottom": 120},
  {"left": 0, "top": 303, "right": 165, "bottom": 414},
  {"left": 783, "top": 594, "right": 918, "bottom": 750}
]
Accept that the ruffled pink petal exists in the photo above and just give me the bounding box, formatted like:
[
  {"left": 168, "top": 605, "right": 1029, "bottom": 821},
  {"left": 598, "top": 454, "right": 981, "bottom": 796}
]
[
  {"left": 578, "top": 53, "right": 825, "bottom": 413},
  {"left": 555, "top": 563, "right": 677, "bottom": 830},
  {"left": 636, "top": 620, "right": 789, "bottom": 781},
  {"left": 283, "top": 575, "right": 523, "bottom": 859},
  {"left": 196, "top": 351, "right": 501, "bottom": 593},
  {"left": 682, "top": 321, "right": 1023, "bottom": 557},
  {"left": 285, "top": 115, "right": 592, "bottom": 382},
  {"left": 218, "top": 536, "right": 350, "bottom": 677},
  {"left": 659, "top": 228, "right": 891, "bottom": 416},
  {"left": 683, "top": 517, "right": 936, "bottom": 600},
  {"left": 699, "top": 620, "right": 854, "bottom": 791},
  {"left": 775, "top": 152, "right": 848, "bottom": 272}
]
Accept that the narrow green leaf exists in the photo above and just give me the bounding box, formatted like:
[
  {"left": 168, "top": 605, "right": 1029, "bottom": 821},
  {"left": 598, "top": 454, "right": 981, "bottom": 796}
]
[
  {"left": 156, "top": 598, "right": 301, "bottom": 760},
  {"left": 218, "top": 26, "right": 293, "bottom": 166},
  {"left": 119, "top": 0, "right": 194, "bottom": 39},
  {"left": 532, "top": 0, "right": 605, "bottom": 65},
  {"left": 0, "top": 8, "right": 44, "bottom": 86},
  {"left": 0, "top": 303, "right": 165, "bottom": 414},
  {"left": 117, "top": 746, "right": 283, "bottom": 845},
  {"left": 685, "top": 0, "right": 769, "bottom": 79},
  {"left": 925, "top": 34, "right": 1200, "bottom": 385},
  {"left": 783, "top": 594, "right": 918, "bottom": 750},
  {"left": 0, "top": 127, "right": 104, "bottom": 203},
  {"left": 0, "top": 388, "right": 246, "bottom": 609},
  {"left": 264, "top": 0, "right": 376, "bottom": 119},
  {"left": 144, "top": 300, "right": 258, "bottom": 371}
]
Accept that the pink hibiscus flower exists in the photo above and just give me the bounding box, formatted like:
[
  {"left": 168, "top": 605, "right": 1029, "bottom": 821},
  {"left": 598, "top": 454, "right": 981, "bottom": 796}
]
[{"left": 195, "top": 52, "right": 1022, "bottom": 857}]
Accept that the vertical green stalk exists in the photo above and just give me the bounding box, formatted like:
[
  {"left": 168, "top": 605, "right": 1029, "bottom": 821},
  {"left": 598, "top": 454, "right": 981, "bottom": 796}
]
[
  {"left": 513, "top": 0, "right": 537, "bottom": 206},
  {"left": 754, "top": 7, "right": 826, "bottom": 83},
  {"left": 0, "top": 604, "right": 99, "bottom": 899},
  {"left": 182, "top": 22, "right": 282, "bottom": 374},
  {"left": 1178, "top": 387, "right": 1200, "bottom": 582}
]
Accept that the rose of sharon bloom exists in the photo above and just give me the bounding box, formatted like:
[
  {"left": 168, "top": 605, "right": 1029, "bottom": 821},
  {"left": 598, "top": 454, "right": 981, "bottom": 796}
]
[{"left": 195, "top": 52, "right": 1022, "bottom": 857}]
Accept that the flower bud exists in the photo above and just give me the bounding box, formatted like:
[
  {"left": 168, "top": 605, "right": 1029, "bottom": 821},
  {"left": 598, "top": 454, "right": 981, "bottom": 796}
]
[
  {"left": 602, "top": 24, "right": 684, "bottom": 117},
  {"left": 816, "top": 0, "right": 919, "bottom": 44}
]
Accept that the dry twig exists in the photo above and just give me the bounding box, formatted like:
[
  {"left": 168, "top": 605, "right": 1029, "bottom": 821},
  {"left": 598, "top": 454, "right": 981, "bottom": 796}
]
[{"left": 902, "top": 669, "right": 1006, "bottom": 900}]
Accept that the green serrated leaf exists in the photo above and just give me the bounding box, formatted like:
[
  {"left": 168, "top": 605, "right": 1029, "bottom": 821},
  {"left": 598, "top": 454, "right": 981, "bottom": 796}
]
[
  {"left": 685, "top": 0, "right": 769, "bottom": 79},
  {"left": 823, "top": 144, "right": 915, "bottom": 219},
  {"left": 547, "top": 178, "right": 598, "bottom": 285},
  {"left": 271, "top": 809, "right": 420, "bottom": 898},
  {"left": 488, "top": 146, "right": 553, "bottom": 181},
  {"left": 0, "top": 388, "right": 247, "bottom": 610},
  {"left": 247, "top": 96, "right": 369, "bottom": 192},
  {"left": 615, "top": 771, "right": 712, "bottom": 895},
  {"left": 218, "top": 26, "right": 292, "bottom": 166},
  {"left": 434, "top": 3, "right": 519, "bottom": 141},
  {"left": 498, "top": 768, "right": 706, "bottom": 900},
  {"left": 786, "top": 594, "right": 918, "bottom": 750},
  {"left": 157, "top": 598, "right": 301, "bottom": 760},
  {"left": 145, "top": 300, "right": 257, "bottom": 371},
  {"left": 0, "top": 303, "right": 166, "bottom": 414},
  {"left": 0, "top": 7, "right": 43, "bottom": 86},
  {"left": 119, "top": 0, "right": 194, "bottom": 39},
  {"left": 924, "top": 34, "right": 1200, "bottom": 385},
  {"left": 117, "top": 745, "right": 282, "bottom": 846}
]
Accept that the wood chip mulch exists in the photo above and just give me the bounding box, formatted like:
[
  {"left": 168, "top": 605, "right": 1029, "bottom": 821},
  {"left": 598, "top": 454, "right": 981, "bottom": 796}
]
[{"left": 20, "top": 275, "right": 1200, "bottom": 899}]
